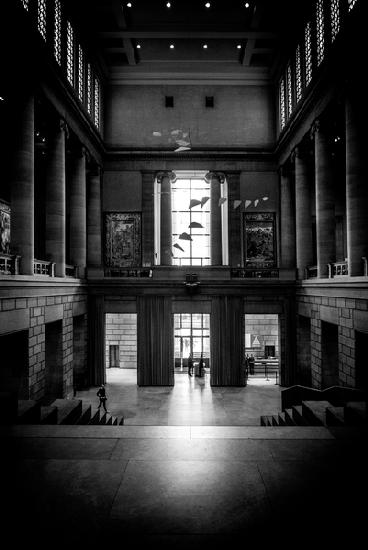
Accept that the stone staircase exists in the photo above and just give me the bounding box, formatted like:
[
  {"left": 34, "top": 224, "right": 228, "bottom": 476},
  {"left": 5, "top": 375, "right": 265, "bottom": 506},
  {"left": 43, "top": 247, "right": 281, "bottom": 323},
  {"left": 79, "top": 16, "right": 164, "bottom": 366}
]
[
  {"left": 261, "top": 399, "right": 367, "bottom": 427},
  {"left": 16, "top": 398, "right": 124, "bottom": 426}
]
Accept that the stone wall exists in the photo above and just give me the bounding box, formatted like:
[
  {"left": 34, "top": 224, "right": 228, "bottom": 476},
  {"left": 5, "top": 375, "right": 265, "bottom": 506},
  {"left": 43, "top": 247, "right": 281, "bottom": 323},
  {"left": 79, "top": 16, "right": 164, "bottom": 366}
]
[
  {"left": 297, "top": 292, "right": 368, "bottom": 389},
  {"left": 0, "top": 293, "right": 88, "bottom": 400},
  {"left": 105, "top": 313, "right": 137, "bottom": 369}
]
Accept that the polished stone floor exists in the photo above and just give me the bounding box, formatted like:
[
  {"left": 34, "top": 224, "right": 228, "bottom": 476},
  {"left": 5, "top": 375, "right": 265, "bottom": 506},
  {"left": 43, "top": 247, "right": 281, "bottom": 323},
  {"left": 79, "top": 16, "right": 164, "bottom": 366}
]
[
  {"left": 76, "top": 368, "right": 282, "bottom": 425},
  {"left": 3, "top": 370, "right": 366, "bottom": 549}
]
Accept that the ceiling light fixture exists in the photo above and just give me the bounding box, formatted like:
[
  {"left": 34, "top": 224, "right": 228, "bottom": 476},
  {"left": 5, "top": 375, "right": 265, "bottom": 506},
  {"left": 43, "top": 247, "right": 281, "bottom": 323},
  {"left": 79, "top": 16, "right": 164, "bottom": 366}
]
[
  {"left": 170, "top": 44, "right": 175, "bottom": 49},
  {"left": 245, "top": 2, "right": 250, "bottom": 7},
  {"left": 136, "top": 44, "right": 141, "bottom": 48},
  {"left": 166, "top": 2, "right": 171, "bottom": 7},
  {"left": 126, "top": 2, "right": 132, "bottom": 7},
  {"left": 237, "top": 44, "right": 242, "bottom": 49},
  {"left": 203, "top": 44, "right": 208, "bottom": 49},
  {"left": 205, "top": 2, "right": 211, "bottom": 8}
]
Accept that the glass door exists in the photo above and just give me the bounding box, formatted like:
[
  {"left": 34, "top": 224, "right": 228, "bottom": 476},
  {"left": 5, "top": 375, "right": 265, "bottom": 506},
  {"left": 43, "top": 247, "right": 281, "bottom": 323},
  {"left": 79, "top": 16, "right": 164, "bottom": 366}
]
[{"left": 174, "top": 313, "right": 210, "bottom": 373}]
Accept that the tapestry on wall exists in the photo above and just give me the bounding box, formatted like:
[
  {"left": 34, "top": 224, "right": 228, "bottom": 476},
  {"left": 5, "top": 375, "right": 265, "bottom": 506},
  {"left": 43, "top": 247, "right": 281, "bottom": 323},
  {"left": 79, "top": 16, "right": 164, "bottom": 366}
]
[
  {"left": 0, "top": 200, "right": 10, "bottom": 254},
  {"left": 243, "top": 212, "right": 276, "bottom": 267},
  {"left": 104, "top": 213, "right": 141, "bottom": 267}
]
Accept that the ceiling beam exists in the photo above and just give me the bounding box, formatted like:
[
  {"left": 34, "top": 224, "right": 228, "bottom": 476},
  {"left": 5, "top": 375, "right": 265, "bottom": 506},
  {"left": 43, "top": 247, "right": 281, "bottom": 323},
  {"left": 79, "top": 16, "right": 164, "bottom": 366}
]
[
  {"left": 108, "top": 0, "right": 137, "bottom": 65},
  {"left": 99, "top": 31, "right": 278, "bottom": 39},
  {"left": 242, "top": 3, "right": 266, "bottom": 66}
]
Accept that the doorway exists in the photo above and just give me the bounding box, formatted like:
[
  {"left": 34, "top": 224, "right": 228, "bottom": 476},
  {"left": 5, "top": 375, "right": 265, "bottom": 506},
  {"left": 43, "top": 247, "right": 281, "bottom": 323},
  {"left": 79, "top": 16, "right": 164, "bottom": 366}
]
[
  {"left": 105, "top": 313, "right": 138, "bottom": 386},
  {"left": 174, "top": 313, "right": 210, "bottom": 374},
  {"left": 244, "top": 314, "right": 280, "bottom": 383}
]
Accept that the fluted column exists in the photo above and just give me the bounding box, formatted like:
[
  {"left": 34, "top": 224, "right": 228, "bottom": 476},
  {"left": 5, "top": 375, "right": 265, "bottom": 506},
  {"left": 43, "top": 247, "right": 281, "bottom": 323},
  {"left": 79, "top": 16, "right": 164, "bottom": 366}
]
[
  {"left": 279, "top": 165, "right": 296, "bottom": 270},
  {"left": 294, "top": 146, "right": 313, "bottom": 278},
  {"left": 10, "top": 92, "right": 34, "bottom": 275},
  {"left": 313, "top": 120, "right": 336, "bottom": 278},
  {"left": 157, "top": 171, "right": 176, "bottom": 265},
  {"left": 45, "top": 119, "right": 67, "bottom": 277},
  {"left": 87, "top": 165, "right": 103, "bottom": 276},
  {"left": 69, "top": 146, "right": 87, "bottom": 278},
  {"left": 346, "top": 88, "right": 368, "bottom": 276},
  {"left": 206, "top": 171, "right": 225, "bottom": 266}
]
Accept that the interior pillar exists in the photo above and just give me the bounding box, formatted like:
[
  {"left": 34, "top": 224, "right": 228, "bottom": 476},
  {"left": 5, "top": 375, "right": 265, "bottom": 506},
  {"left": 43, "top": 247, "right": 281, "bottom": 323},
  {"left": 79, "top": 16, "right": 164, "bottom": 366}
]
[
  {"left": 10, "top": 92, "right": 35, "bottom": 275},
  {"left": 45, "top": 118, "right": 67, "bottom": 277},
  {"left": 69, "top": 146, "right": 87, "bottom": 278},
  {"left": 157, "top": 170, "right": 176, "bottom": 266},
  {"left": 87, "top": 165, "right": 103, "bottom": 276},
  {"left": 280, "top": 165, "right": 296, "bottom": 270},
  {"left": 206, "top": 171, "right": 224, "bottom": 266},
  {"left": 346, "top": 87, "right": 368, "bottom": 276},
  {"left": 313, "top": 119, "right": 336, "bottom": 278},
  {"left": 294, "top": 146, "right": 313, "bottom": 279}
]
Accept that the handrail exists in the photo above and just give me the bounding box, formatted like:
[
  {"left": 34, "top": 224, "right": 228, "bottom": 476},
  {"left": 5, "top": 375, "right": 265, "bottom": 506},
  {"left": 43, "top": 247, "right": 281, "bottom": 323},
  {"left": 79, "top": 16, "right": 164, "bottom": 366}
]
[
  {"left": 231, "top": 268, "right": 279, "bottom": 279},
  {"left": 34, "top": 259, "right": 55, "bottom": 276},
  {"left": 104, "top": 267, "right": 153, "bottom": 278},
  {"left": 0, "top": 253, "right": 20, "bottom": 275},
  {"left": 281, "top": 384, "right": 366, "bottom": 410}
]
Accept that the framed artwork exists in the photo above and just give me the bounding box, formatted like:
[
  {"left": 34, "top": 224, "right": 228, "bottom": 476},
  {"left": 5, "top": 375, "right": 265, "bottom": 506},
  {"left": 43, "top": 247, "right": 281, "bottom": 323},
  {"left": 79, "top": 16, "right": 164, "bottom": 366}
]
[
  {"left": 0, "top": 200, "right": 11, "bottom": 254},
  {"left": 243, "top": 212, "right": 276, "bottom": 267},
  {"left": 104, "top": 212, "right": 141, "bottom": 267}
]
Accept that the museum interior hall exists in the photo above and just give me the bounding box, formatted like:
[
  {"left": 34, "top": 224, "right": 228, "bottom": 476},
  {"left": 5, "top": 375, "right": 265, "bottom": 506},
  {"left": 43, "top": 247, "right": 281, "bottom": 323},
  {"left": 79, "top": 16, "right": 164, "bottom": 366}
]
[{"left": 0, "top": 1, "right": 367, "bottom": 548}]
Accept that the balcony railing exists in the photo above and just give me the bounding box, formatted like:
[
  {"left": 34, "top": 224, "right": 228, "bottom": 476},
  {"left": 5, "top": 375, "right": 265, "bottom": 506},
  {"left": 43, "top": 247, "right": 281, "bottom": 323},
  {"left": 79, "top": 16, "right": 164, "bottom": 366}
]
[
  {"left": 104, "top": 267, "right": 153, "bottom": 278},
  {"left": 0, "top": 254, "right": 20, "bottom": 275},
  {"left": 231, "top": 268, "right": 279, "bottom": 279},
  {"left": 34, "top": 259, "right": 55, "bottom": 276},
  {"left": 328, "top": 261, "right": 348, "bottom": 277}
]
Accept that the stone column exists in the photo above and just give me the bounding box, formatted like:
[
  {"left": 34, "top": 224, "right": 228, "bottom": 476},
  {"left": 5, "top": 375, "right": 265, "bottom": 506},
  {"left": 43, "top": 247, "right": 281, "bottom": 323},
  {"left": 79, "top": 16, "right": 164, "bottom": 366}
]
[
  {"left": 206, "top": 171, "right": 225, "bottom": 266},
  {"left": 69, "top": 146, "right": 87, "bottom": 278},
  {"left": 294, "top": 146, "right": 313, "bottom": 278},
  {"left": 10, "top": 92, "right": 34, "bottom": 275},
  {"left": 157, "top": 171, "right": 176, "bottom": 266},
  {"left": 45, "top": 119, "right": 67, "bottom": 277},
  {"left": 346, "top": 89, "right": 368, "bottom": 276},
  {"left": 313, "top": 120, "right": 336, "bottom": 278},
  {"left": 279, "top": 165, "right": 296, "bottom": 270},
  {"left": 87, "top": 165, "right": 103, "bottom": 276}
]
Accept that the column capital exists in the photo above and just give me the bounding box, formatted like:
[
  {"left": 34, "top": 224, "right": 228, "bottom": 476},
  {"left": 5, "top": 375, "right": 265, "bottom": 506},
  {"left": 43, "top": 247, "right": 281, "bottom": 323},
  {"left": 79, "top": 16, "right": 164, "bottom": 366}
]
[
  {"left": 279, "top": 164, "right": 292, "bottom": 178},
  {"left": 291, "top": 142, "right": 311, "bottom": 162},
  {"left": 156, "top": 170, "right": 176, "bottom": 184},
  {"left": 205, "top": 171, "right": 226, "bottom": 184}
]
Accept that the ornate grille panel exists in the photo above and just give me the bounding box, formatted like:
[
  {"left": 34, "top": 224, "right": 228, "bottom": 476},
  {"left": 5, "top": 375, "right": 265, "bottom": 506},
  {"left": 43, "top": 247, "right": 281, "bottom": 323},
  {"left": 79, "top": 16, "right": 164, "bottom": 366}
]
[
  {"left": 330, "top": 0, "right": 340, "bottom": 42},
  {"left": 348, "top": 0, "right": 357, "bottom": 11},
  {"left": 295, "top": 44, "right": 302, "bottom": 103},
  {"left": 37, "top": 0, "right": 47, "bottom": 41},
  {"left": 54, "top": 0, "right": 62, "bottom": 65},
  {"left": 78, "top": 45, "right": 84, "bottom": 102},
  {"left": 316, "top": 0, "right": 325, "bottom": 66},
  {"left": 279, "top": 78, "right": 286, "bottom": 130},
  {"left": 21, "top": 0, "right": 29, "bottom": 11},
  {"left": 286, "top": 64, "right": 293, "bottom": 117},
  {"left": 94, "top": 77, "right": 100, "bottom": 128},
  {"left": 305, "top": 21, "right": 312, "bottom": 86},
  {"left": 87, "top": 63, "right": 93, "bottom": 115},
  {"left": 66, "top": 21, "right": 74, "bottom": 86}
]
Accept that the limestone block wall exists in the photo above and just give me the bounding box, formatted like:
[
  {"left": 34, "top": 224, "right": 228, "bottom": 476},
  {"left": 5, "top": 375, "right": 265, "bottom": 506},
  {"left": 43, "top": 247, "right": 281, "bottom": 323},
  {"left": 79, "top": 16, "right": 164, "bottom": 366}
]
[
  {"left": 105, "top": 313, "right": 137, "bottom": 369},
  {"left": 0, "top": 293, "right": 88, "bottom": 400},
  {"left": 297, "top": 291, "right": 368, "bottom": 389}
]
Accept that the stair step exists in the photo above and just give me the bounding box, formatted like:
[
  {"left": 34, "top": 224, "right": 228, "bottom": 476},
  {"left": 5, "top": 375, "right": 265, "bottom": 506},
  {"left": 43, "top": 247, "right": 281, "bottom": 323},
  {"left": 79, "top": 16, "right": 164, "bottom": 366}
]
[
  {"left": 284, "top": 409, "right": 297, "bottom": 426},
  {"left": 17, "top": 400, "right": 41, "bottom": 424},
  {"left": 112, "top": 417, "right": 119, "bottom": 425},
  {"left": 292, "top": 405, "right": 308, "bottom": 426},
  {"left": 119, "top": 417, "right": 124, "bottom": 425},
  {"left": 76, "top": 404, "right": 92, "bottom": 425},
  {"left": 271, "top": 415, "right": 280, "bottom": 426},
  {"left": 88, "top": 409, "right": 107, "bottom": 425},
  {"left": 301, "top": 400, "right": 332, "bottom": 426},
  {"left": 51, "top": 399, "right": 82, "bottom": 425},
  {"left": 325, "top": 406, "right": 345, "bottom": 426},
  {"left": 105, "top": 414, "right": 113, "bottom": 425},
  {"left": 344, "top": 401, "right": 367, "bottom": 426},
  {"left": 40, "top": 406, "right": 58, "bottom": 424},
  {"left": 278, "top": 412, "right": 287, "bottom": 426}
]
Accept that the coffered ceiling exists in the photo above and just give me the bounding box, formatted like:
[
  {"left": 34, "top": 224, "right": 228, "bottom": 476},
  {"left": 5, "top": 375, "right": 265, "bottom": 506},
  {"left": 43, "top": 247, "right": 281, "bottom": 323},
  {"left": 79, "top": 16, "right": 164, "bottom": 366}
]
[{"left": 66, "top": 0, "right": 312, "bottom": 84}]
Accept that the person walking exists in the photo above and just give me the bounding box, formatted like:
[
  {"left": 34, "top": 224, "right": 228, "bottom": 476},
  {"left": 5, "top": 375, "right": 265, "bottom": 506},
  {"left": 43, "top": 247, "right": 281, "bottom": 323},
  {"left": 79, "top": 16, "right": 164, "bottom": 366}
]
[
  {"left": 97, "top": 383, "right": 109, "bottom": 413},
  {"left": 198, "top": 353, "right": 205, "bottom": 377},
  {"left": 187, "top": 353, "right": 193, "bottom": 377}
]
